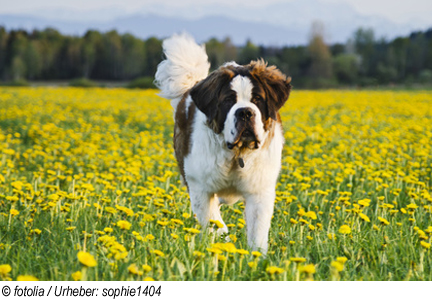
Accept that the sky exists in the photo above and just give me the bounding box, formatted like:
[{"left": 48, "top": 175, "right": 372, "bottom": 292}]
[{"left": 1, "top": 0, "right": 431, "bottom": 25}]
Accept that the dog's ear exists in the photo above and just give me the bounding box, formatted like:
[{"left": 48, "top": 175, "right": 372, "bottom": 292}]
[
  {"left": 190, "top": 68, "right": 234, "bottom": 124},
  {"left": 249, "top": 59, "right": 292, "bottom": 121}
]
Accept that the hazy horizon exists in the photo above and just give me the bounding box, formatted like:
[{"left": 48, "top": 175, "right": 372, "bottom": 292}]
[
  {"left": 1, "top": 0, "right": 431, "bottom": 26},
  {"left": 1, "top": 0, "right": 431, "bottom": 46}
]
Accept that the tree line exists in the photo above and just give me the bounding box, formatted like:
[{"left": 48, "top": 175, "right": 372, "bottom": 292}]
[{"left": 0, "top": 24, "right": 431, "bottom": 88}]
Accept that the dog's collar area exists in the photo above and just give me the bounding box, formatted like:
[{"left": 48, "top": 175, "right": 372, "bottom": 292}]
[{"left": 227, "top": 142, "right": 235, "bottom": 150}]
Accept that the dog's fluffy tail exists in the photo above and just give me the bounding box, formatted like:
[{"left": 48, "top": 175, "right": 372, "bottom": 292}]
[{"left": 155, "top": 33, "right": 210, "bottom": 111}]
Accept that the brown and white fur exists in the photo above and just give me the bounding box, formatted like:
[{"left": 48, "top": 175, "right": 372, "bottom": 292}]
[{"left": 155, "top": 33, "right": 291, "bottom": 253}]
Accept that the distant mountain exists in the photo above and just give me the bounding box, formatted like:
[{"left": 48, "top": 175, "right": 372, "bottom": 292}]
[
  {"left": 1, "top": 0, "right": 430, "bottom": 45},
  {"left": 0, "top": 13, "right": 306, "bottom": 46}
]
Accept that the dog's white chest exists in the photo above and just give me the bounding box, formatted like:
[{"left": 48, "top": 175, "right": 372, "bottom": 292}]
[{"left": 184, "top": 111, "right": 283, "bottom": 196}]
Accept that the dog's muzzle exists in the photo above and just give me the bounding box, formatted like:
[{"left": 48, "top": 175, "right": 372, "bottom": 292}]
[{"left": 226, "top": 108, "right": 260, "bottom": 150}]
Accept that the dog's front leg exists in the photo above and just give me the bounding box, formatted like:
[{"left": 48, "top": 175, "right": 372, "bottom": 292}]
[
  {"left": 189, "top": 187, "right": 228, "bottom": 235},
  {"left": 244, "top": 191, "right": 275, "bottom": 254}
]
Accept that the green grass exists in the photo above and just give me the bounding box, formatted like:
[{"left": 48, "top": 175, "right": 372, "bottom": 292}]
[{"left": 0, "top": 87, "right": 431, "bottom": 281}]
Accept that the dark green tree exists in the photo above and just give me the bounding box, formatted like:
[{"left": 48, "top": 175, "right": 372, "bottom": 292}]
[
  {"left": 307, "top": 21, "right": 333, "bottom": 87},
  {"left": 145, "top": 37, "right": 162, "bottom": 77},
  {"left": 238, "top": 39, "right": 259, "bottom": 65}
]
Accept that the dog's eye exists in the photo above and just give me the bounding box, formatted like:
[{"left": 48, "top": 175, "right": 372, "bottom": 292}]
[
  {"left": 223, "top": 97, "right": 236, "bottom": 105},
  {"left": 252, "top": 95, "right": 264, "bottom": 103}
]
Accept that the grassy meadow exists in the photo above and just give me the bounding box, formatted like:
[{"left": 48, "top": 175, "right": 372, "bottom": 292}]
[{"left": 0, "top": 87, "right": 431, "bottom": 281}]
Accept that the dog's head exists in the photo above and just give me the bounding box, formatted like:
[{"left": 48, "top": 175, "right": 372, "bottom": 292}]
[{"left": 190, "top": 60, "right": 291, "bottom": 151}]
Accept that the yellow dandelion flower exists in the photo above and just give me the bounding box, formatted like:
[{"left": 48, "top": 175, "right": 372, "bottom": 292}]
[
  {"left": 336, "top": 257, "right": 348, "bottom": 264},
  {"left": 305, "top": 211, "right": 317, "bottom": 220},
  {"left": 299, "top": 264, "right": 316, "bottom": 274},
  {"left": 152, "top": 250, "right": 165, "bottom": 257},
  {"left": 128, "top": 264, "right": 143, "bottom": 276},
  {"left": 144, "top": 234, "right": 155, "bottom": 241},
  {"left": 420, "top": 241, "right": 431, "bottom": 249},
  {"left": 359, "top": 213, "right": 370, "bottom": 222},
  {"left": 105, "top": 207, "right": 117, "bottom": 214},
  {"left": 114, "top": 252, "right": 128, "bottom": 260},
  {"left": 236, "top": 249, "right": 249, "bottom": 255},
  {"left": 144, "top": 277, "right": 155, "bottom": 281},
  {"left": 290, "top": 257, "right": 306, "bottom": 263},
  {"left": 266, "top": 266, "right": 284, "bottom": 275},
  {"left": 299, "top": 218, "right": 309, "bottom": 224},
  {"left": 228, "top": 234, "right": 237, "bottom": 242},
  {"left": 252, "top": 251, "right": 262, "bottom": 258},
  {"left": 142, "top": 265, "right": 152, "bottom": 272},
  {"left": 17, "top": 275, "right": 39, "bottom": 281},
  {"left": 327, "top": 233, "right": 336, "bottom": 240},
  {"left": 331, "top": 261, "right": 344, "bottom": 272},
  {"left": 116, "top": 220, "right": 131, "bottom": 230},
  {"left": 207, "top": 247, "right": 223, "bottom": 255},
  {"left": 0, "top": 264, "right": 12, "bottom": 275},
  {"left": 104, "top": 227, "right": 113, "bottom": 233},
  {"left": 193, "top": 251, "right": 205, "bottom": 258},
  {"left": 210, "top": 219, "right": 225, "bottom": 229},
  {"left": 77, "top": 251, "right": 97, "bottom": 267},
  {"left": 183, "top": 227, "right": 200, "bottom": 234},
  {"left": 218, "top": 255, "right": 227, "bottom": 261},
  {"left": 157, "top": 220, "right": 169, "bottom": 226},
  {"left": 71, "top": 271, "right": 82, "bottom": 281},
  {"left": 377, "top": 217, "right": 390, "bottom": 225},
  {"left": 406, "top": 203, "right": 418, "bottom": 210},
  {"left": 10, "top": 209, "right": 19, "bottom": 216},
  {"left": 171, "top": 218, "right": 184, "bottom": 225},
  {"left": 358, "top": 199, "right": 371, "bottom": 207},
  {"left": 339, "top": 225, "right": 352, "bottom": 234},
  {"left": 212, "top": 243, "right": 237, "bottom": 253}
]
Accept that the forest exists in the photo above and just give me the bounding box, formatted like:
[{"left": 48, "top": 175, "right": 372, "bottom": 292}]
[{"left": 0, "top": 24, "right": 431, "bottom": 88}]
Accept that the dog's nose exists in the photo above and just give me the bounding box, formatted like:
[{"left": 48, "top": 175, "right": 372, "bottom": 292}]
[{"left": 235, "top": 107, "right": 255, "bottom": 121}]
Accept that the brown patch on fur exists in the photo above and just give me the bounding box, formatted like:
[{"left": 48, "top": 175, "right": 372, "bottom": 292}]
[
  {"left": 174, "top": 93, "right": 196, "bottom": 184},
  {"left": 190, "top": 67, "right": 236, "bottom": 133},
  {"left": 261, "top": 113, "right": 283, "bottom": 150},
  {"left": 248, "top": 59, "right": 292, "bottom": 121}
]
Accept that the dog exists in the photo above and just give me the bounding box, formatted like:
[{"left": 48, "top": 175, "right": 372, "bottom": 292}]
[{"left": 155, "top": 33, "right": 291, "bottom": 253}]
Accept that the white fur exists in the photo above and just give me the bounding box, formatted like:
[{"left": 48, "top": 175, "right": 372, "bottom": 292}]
[
  {"left": 185, "top": 96, "right": 193, "bottom": 119},
  {"left": 156, "top": 34, "right": 284, "bottom": 254},
  {"left": 224, "top": 75, "right": 266, "bottom": 146},
  {"left": 184, "top": 110, "right": 283, "bottom": 253},
  {"left": 223, "top": 61, "right": 240, "bottom": 68},
  {"left": 154, "top": 33, "right": 210, "bottom": 112}
]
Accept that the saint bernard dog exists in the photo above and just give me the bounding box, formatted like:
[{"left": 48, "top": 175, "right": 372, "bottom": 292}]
[{"left": 155, "top": 33, "right": 291, "bottom": 253}]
